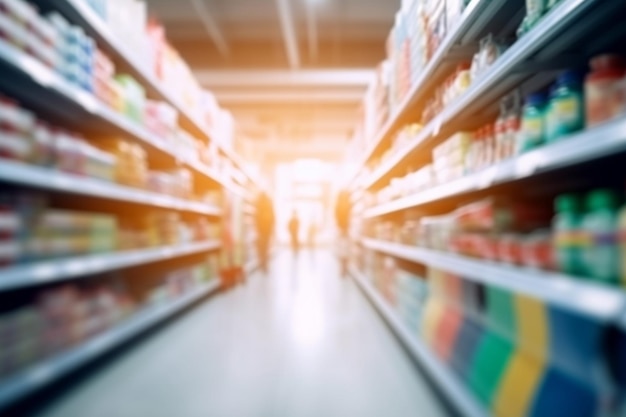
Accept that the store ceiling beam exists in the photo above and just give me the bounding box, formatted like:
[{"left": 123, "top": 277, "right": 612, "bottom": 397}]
[
  {"left": 195, "top": 69, "right": 374, "bottom": 87},
  {"left": 306, "top": 3, "right": 318, "bottom": 61},
  {"left": 274, "top": 0, "right": 300, "bottom": 69},
  {"left": 189, "top": 0, "right": 229, "bottom": 56},
  {"left": 215, "top": 90, "right": 363, "bottom": 104}
]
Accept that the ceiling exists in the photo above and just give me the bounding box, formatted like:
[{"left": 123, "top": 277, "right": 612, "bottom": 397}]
[{"left": 146, "top": 0, "right": 399, "bottom": 163}]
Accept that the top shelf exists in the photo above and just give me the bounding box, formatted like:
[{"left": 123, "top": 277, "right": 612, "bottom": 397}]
[
  {"left": 43, "top": 0, "right": 261, "bottom": 193},
  {"left": 348, "top": 0, "right": 608, "bottom": 192},
  {"left": 344, "top": 0, "right": 510, "bottom": 189}
]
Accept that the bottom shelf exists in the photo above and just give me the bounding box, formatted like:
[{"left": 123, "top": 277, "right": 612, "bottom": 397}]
[
  {"left": 350, "top": 266, "right": 486, "bottom": 417},
  {"left": 0, "top": 280, "right": 221, "bottom": 410}
]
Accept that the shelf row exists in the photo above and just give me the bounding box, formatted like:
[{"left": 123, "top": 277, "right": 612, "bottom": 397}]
[
  {"left": 0, "top": 159, "right": 221, "bottom": 216},
  {"left": 42, "top": 0, "right": 261, "bottom": 193},
  {"left": 364, "top": 115, "right": 626, "bottom": 217},
  {"left": 0, "top": 37, "right": 237, "bottom": 194},
  {"left": 344, "top": 0, "right": 506, "bottom": 188},
  {"left": 351, "top": 0, "right": 600, "bottom": 192},
  {"left": 350, "top": 265, "right": 486, "bottom": 417},
  {"left": 0, "top": 279, "right": 221, "bottom": 411},
  {"left": 0, "top": 240, "right": 222, "bottom": 292},
  {"left": 361, "top": 238, "right": 626, "bottom": 328}
]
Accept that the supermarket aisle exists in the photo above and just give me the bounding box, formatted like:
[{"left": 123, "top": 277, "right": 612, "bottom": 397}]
[{"left": 28, "top": 249, "right": 449, "bottom": 417}]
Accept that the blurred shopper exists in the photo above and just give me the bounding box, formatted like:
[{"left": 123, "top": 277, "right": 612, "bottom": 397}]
[
  {"left": 335, "top": 190, "right": 352, "bottom": 237},
  {"left": 335, "top": 190, "right": 352, "bottom": 275},
  {"left": 288, "top": 211, "right": 300, "bottom": 253},
  {"left": 307, "top": 222, "right": 317, "bottom": 248},
  {"left": 254, "top": 192, "right": 275, "bottom": 272}
]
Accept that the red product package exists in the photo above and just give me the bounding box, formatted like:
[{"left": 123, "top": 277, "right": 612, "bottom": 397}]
[
  {"left": 497, "top": 234, "right": 524, "bottom": 265},
  {"left": 454, "top": 199, "right": 551, "bottom": 233},
  {"left": 521, "top": 231, "right": 554, "bottom": 270}
]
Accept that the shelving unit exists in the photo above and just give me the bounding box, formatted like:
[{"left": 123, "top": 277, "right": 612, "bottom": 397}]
[
  {"left": 365, "top": 115, "right": 626, "bottom": 218},
  {"left": 361, "top": 238, "right": 626, "bottom": 324},
  {"left": 33, "top": 0, "right": 265, "bottom": 196},
  {"left": 350, "top": 266, "right": 486, "bottom": 417},
  {"left": 0, "top": 240, "right": 222, "bottom": 292},
  {"left": 350, "top": 0, "right": 622, "bottom": 191},
  {"left": 0, "top": 159, "right": 222, "bottom": 216},
  {"left": 0, "top": 0, "right": 264, "bottom": 410},
  {"left": 347, "top": 0, "right": 626, "bottom": 415},
  {"left": 0, "top": 280, "right": 221, "bottom": 411}
]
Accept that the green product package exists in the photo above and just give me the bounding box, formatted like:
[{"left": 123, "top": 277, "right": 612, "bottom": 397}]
[
  {"left": 486, "top": 287, "right": 517, "bottom": 341},
  {"left": 468, "top": 331, "right": 515, "bottom": 406}
]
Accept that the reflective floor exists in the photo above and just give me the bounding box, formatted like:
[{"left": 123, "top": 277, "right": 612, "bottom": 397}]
[{"left": 29, "top": 249, "right": 450, "bottom": 417}]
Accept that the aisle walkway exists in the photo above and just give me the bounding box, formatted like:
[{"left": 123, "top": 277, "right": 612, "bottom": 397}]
[{"left": 30, "top": 249, "right": 450, "bottom": 417}]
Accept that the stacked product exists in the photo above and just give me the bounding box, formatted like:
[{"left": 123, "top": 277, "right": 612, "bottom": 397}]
[
  {"left": 0, "top": 0, "right": 60, "bottom": 70},
  {"left": 0, "top": 192, "right": 120, "bottom": 265},
  {"left": 0, "top": 280, "right": 134, "bottom": 380},
  {"left": 97, "top": 138, "right": 147, "bottom": 188},
  {"left": 0, "top": 253, "right": 219, "bottom": 383},
  {"left": 146, "top": 168, "right": 193, "bottom": 199},
  {"left": 368, "top": 58, "right": 626, "bottom": 210},
  {"left": 395, "top": 269, "right": 430, "bottom": 330},
  {"left": 421, "top": 267, "right": 613, "bottom": 417},
  {"left": 26, "top": 209, "right": 117, "bottom": 260},
  {"left": 388, "top": 4, "right": 411, "bottom": 106},
  {"left": 362, "top": 62, "right": 391, "bottom": 147}
]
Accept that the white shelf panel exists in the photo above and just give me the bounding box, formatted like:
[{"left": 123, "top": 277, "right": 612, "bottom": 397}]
[
  {"left": 0, "top": 280, "right": 221, "bottom": 411},
  {"left": 354, "top": 0, "right": 598, "bottom": 191},
  {"left": 362, "top": 238, "right": 626, "bottom": 324},
  {"left": 365, "top": 115, "right": 626, "bottom": 218},
  {"left": 0, "top": 240, "right": 222, "bottom": 292},
  {"left": 0, "top": 159, "right": 221, "bottom": 216},
  {"left": 350, "top": 266, "right": 486, "bottom": 417}
]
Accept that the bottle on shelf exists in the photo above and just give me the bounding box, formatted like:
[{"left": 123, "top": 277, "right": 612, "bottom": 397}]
[
  {"left": 517, "top": 92, "right": 547, "bottom": 153},
  {"left": 546, "top": 71, "right": 585, "bottom": 143},
  {"left": 581, "top": 189, "right": 620, "bottom": 284},
  {"left": 553, "top": 194, "right": 584, "bottom": 276},
  {"left": 585, "top": 54, "right": 625, "bottom": 127}
]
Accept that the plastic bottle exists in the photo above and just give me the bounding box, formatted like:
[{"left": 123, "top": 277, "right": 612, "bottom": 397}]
[
  {"left": 526, "top": 0, "right": 547, "bottom": 28},
  {"left": 517, "top": 92, "right": 546, "bottom": 153},
  {"left": 585, "top": 55, "right": 625, "bottom": 127},
  {"left": 553, "top": 194, "right": 584, "bottom": 275},
  {"left": 582, "top": 189, "right": 620, "bottom": 283},
  {"left": 547, "top": 71, "right": 585, "bottom": 142}
]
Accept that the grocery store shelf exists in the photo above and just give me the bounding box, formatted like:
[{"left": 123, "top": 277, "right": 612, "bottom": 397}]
[
  {"left": 0, "top": 39, "right": 229, "bottom": 189},
  {"left": 354, "top": 0, "right": 601, "bottom": 191},
  {"left": 0, "top": 280, "right": 221, "bottom": 411},
  {"left": 350, "top": 265, "right": 486, "bottom": 417},
  {"left": 364, "top": 115, "right": 626, "bottom": 218},
  {"left": 345, "top": 0, "right": 505, "bottom": 189},
  {"left": 362, "top": 238, "right": 626, "bottom": 324},
  {"left": 43, "top": 0, "right": 262, "bottom": 193},
  {"left": 45, "top": 0, "right": 208, "bottom": 141},
  {"left": 0, "top": 159, "right": 221, "bottom": 217},
  {"left": 0, "top": 240, "right": 222, "bottom": 292}
]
